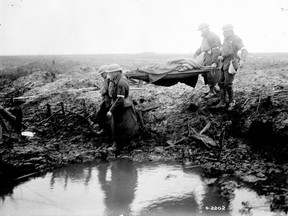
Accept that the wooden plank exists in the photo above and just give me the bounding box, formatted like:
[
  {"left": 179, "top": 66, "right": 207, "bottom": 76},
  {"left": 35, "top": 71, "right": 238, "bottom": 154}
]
[
  {"left": 0, "top": 114, "right": 9, "bottom": 133},
  {"left": 15, "top": 172, "right": 40, "bottom": 181},
  {"left": 0, "top": 106, "right": 16, "bottom": 122},
  {"left": 199, "top": 122, "right": 211, "bottom": 135},
  {"left": 189, "top": 127, "right": 218, "bottom": 149}
]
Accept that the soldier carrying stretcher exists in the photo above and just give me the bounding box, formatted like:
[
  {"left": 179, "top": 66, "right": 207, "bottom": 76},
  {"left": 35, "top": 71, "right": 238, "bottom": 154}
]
[
  {"left": 195, "top": 23, "right": 222, "bottom": 99},
  {"left": 214, "top": 24, "right": 248, "bottom": 110}
]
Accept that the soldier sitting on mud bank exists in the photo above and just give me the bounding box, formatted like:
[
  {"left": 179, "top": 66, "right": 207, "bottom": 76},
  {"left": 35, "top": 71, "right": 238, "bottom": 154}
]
[
  {"left": 106, "top": 64, "right": 138, "bottom": 154},
  {"left": 94, "top": 65, "right": 112, "bottom": 134},
  {"left": 214, "top": 24, "right": 248, "bottom": 111},
  {"left": 195, "top": 23, "right": 221, "bottom": 99}
]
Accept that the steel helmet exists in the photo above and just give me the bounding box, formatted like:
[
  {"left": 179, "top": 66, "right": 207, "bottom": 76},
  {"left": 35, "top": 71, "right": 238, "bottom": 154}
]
[
  {"left": 198, "top": 23, "right": 210, "bottom": 31},
  {"left": 98, "top": 65, "right": 108, "bottom": 75},
  {"left": 106, "top": 63, "right": 122, "bottom": 73},
  {"left": 222, "top": 23, "right": 234, "bottom": 31}
]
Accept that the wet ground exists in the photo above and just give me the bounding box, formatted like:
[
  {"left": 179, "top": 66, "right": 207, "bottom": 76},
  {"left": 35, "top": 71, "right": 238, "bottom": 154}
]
[
  {"left": 0, "top": 53, "right": 287, "bottom": 214},
  {"left": 0, "top": 159, "right": 283, "bottom": 216}
]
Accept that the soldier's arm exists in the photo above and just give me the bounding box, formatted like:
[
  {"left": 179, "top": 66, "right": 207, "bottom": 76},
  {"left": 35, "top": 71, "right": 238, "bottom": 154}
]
[
  {"left": 100, "top": 80, "right": 108, "bottom": 96},
  {"left": 109, "top": 81, "right": 128, "bottom": 114},
  {"left": 239, "top": 47, "right": 248, "bottom": 62},
  {"left": 235, "top": 37, "right": 248, "bottom": 62},
  {"left": 209, "top": 35, "right": 222, "bottom": 64},
  {"left": 211, "top": 48, "right": 221, "bottom": 65}
]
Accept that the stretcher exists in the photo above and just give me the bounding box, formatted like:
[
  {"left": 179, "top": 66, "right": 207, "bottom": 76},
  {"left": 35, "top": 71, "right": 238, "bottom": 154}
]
[{"left": 125, "top": 67, "right": 215, "bottom": 88}]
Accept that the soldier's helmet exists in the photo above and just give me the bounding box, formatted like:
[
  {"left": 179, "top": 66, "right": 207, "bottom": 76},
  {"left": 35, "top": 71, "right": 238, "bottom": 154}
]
[
  {"left": 222, "top": 23, "right": 234, "bottom": 31},
  {"left": 98, "top": 65, "right": 108, "bottom": 75},
  {"left": 198, "top": 23, "right": 210, "bottom": 31},
  {"left": 107, "top": 63, "right": 122, "bottom": 73}
]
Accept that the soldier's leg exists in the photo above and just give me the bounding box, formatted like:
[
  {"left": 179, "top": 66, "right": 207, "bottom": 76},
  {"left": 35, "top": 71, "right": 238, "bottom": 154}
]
[
  {"left": 218, "top": 69, "right": 225, "bottom": 90},
  {"left": 202, "top": 73, "right": 209, "bottom": 94},
  {"left": 224, "top": 70, "right": 236, "bottom": 110},
  {"left": 108, "top": 115, "right": 118, "bottom": 152},
  {"left": 95, "top": 100, "right": 109, "bottom": 131},
  {"left": 214, "top": 70, "right": 221, "bottom": 93},
  {"left": 204, "top": 71, "right": 217, "bottom": 98},
  {"left": 214, "top": 69, "right": 226, "bottom": 108}
]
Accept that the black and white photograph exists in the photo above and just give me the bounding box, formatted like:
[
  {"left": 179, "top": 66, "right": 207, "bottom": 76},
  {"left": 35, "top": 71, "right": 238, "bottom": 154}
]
[{"left": 0, "top": 0, "right": 288, "bottom": 215}]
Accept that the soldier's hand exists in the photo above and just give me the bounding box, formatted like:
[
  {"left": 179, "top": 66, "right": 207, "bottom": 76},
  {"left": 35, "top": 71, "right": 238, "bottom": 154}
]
[
  {"left": 207, "top": 49, "right": 212, "bottom": 55},
  {"left": 218, "top": 56, "right": 224, "bottom": 61},
  {"left": 107, "top": 111, "right": 112, "bottom": 117},
  {"left": 211, "top": 63, "right": 217, "bottom": 68},
  {"left": 238, "top": 60, "right": 245, "bottom": 68}
]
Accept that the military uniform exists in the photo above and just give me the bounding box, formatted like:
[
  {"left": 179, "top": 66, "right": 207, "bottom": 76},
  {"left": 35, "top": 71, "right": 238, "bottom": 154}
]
[
  {"left": 218, "top": 32, "right": 248, "bottom": 109},
  {"left": 195, "top": 31, "right": 221, "bottom": 96},
  {"left": 95, "top": 77, "right": 111, "bottom": 132},
  {"left": 101, "top": 78, "right": 111, "bottom": 106},
  {"left": 109, "top": 73, "right": 138, "bottom": 151}
]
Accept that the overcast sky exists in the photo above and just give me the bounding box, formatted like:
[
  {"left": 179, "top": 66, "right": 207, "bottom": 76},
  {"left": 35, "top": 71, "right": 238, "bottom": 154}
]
[{"left": 0, "top": 0, "right": 288, "bottom": 55}]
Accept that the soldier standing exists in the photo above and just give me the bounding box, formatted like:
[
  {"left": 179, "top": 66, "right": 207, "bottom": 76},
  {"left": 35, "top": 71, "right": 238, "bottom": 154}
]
[
  {"left": 95, "top": 65, "right": 111, "bottom": 134},
  {"left": 214, "top": 24, "right": 248, "bottom": 110},
  {"left": 195, "top": 23, "right": 222, "bottom": 99},
  {"left": 106, "top": 64, "right": 138, "bottom": 153}
]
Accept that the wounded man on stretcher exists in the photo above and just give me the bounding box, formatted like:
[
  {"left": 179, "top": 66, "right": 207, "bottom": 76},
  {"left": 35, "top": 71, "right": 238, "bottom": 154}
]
[{"left": 125, "top": 56, "right": 216, "bottom": 88}]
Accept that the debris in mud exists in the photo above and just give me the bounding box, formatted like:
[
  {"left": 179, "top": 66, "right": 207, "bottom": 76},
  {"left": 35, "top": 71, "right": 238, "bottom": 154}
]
[
  {"left": 0, "top": 54, "right": 288, "bottom": 212},
  {"left": 240, "top": 175, "right": 267, "bottom": 183}
]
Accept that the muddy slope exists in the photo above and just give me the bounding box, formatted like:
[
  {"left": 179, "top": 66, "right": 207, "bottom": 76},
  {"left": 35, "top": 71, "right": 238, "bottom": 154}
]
[{"left": 0, "top": 53, "right": 287, "bottom": 211}]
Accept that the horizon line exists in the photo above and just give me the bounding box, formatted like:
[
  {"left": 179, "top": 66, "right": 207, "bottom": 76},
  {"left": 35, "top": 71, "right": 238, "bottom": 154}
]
[{"left": 1, "top": 52, "right": 288, "bottom": 57}]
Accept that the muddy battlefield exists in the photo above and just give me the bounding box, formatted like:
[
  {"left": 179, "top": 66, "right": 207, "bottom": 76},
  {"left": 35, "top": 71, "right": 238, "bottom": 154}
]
[{"left": 0, "top": 53, "right": 287, "bottom": 215}]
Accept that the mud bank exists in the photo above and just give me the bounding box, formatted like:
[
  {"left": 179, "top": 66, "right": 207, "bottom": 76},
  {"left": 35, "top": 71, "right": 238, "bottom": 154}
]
[{"left": 0, "top": 53, "right": 287, "bottom": 212}]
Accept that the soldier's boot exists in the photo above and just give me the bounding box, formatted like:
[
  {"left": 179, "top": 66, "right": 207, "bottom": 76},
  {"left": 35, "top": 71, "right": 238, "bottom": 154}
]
[
  {"left": 214, "top": 88, "right": 226, "bottom": 108},
  {"left": 227, "top": 87, "right": 236, "bottom": 111},
  {"left": 204, "top": 85, "right": 217, "bottom": 99}
]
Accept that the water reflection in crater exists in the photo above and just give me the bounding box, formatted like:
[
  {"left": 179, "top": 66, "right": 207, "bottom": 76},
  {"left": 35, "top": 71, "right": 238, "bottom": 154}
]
[{"left": 0, "top": 159, "right": 278, "bottom": 216}]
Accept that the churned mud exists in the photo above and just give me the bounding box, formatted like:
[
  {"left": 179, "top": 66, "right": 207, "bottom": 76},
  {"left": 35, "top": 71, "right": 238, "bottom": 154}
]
[{"left": 0, "top": 53, "right": 287, "bottom": 212}]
